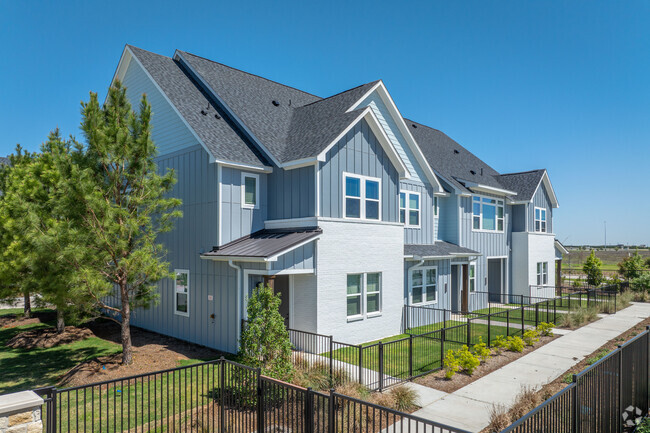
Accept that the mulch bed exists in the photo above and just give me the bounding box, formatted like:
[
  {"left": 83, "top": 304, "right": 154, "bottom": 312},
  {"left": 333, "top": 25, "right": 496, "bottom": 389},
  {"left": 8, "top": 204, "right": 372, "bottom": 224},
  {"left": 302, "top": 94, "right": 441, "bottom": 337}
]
[
  {"left": 6, "top": 326, "right": 94, "bottom": 349},
  {"left": 0, "top": 311, "right": 55, "bottom": 329},
  {"left": 414, "top": 335, "right": 556, "bottom": 393}
]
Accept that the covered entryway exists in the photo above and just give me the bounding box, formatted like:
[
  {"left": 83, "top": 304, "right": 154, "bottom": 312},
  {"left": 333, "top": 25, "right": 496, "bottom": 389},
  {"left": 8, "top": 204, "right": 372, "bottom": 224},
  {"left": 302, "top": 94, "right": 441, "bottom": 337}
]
[
  {"left": 451, "top": 264, "right": 469, "bottom": 312},
  {"left": 245, "top": 274, "right": 291, "bottom": 328},
  {"left": 487, "top": 257, "right": 506, "bottom": 303}
]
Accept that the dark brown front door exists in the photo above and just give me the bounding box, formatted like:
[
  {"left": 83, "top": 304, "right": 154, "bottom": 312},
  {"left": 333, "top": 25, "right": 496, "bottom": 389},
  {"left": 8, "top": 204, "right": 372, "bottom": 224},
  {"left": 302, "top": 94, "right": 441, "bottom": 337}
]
[
  {"left": 461, "top": 264, "right": 469, "bottom": 311},
  {"left": 265, "top": 275, "right": 290, "bottom": 328}
]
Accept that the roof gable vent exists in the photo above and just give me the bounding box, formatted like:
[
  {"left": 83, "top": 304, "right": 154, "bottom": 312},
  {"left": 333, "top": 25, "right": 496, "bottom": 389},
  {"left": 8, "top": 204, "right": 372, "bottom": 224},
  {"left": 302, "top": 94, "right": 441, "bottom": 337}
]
[{"left": 272, "top": 100, "right": 280, "bottom": 106}]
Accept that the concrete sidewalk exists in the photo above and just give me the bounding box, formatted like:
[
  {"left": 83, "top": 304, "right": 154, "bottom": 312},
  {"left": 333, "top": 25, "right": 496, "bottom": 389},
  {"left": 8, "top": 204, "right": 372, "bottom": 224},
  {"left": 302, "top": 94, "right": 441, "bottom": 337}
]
[{"left": 411, "top": 302, "right": 650, "bottom": 432}]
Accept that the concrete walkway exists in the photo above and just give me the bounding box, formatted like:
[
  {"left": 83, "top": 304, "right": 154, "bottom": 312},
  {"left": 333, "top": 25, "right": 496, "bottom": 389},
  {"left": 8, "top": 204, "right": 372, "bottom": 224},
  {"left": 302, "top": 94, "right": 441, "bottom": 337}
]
[{"left": 410, "top": 302, "right": 650, "bottom": 432}]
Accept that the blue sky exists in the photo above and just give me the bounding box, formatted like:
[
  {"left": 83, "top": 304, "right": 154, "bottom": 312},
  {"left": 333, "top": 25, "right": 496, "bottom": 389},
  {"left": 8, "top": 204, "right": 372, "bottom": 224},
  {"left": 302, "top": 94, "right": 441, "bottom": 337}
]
[{"left": 1, "top": 1, "right": 648, "bottom": 245}]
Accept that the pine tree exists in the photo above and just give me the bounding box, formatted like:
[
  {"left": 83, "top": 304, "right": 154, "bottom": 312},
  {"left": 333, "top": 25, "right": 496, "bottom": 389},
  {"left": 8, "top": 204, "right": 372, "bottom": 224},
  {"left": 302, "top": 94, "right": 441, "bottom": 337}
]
[
  {"left": 68, "top": 82, "right": 182, "bottom": 364},
  {"left": 582, "top": 250, "right": 604, "bottom": 287}
]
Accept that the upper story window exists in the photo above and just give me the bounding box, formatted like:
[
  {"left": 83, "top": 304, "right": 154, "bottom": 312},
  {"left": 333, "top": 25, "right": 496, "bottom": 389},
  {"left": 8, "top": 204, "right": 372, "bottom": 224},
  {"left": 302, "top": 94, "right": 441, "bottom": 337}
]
[
  {"left": 344, "top": 173, "right": 381, "bottom": 220},
  {"left": 472, "top": 196, "right": 504, "bottom": 232},
  {"left": 410, "top": 266, "right": 437, "bottom": 305},
  {"left": 535, "top": 207, "right": 547, "bottom": 233},
  {"left": 241, "top": 173, "right": 259, "bottom": 209},
  {"left": 174, "top": 269, "right": 190, "bottom": 317},
  {"left": 399, "top": 191, "right": 420, "bottom": 227}
]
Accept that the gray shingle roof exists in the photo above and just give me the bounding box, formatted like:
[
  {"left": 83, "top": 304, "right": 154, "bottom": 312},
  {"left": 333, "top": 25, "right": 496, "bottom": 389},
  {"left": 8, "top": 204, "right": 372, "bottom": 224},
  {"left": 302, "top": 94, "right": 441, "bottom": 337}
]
[
  {"left": 405, "top": 120, "right": 505, "bottom": 194},
  {"left": 496, "top": 170, "right": 546, "bottom": 201},
  {"left": 202, "top": 227, "right": 322, "bottom": 259},
  {"left": 128, "top": 46, "right": 269, "bottom": 168},
  {"left": 405, "top": 242, "right": 480, "bottom": 258}
]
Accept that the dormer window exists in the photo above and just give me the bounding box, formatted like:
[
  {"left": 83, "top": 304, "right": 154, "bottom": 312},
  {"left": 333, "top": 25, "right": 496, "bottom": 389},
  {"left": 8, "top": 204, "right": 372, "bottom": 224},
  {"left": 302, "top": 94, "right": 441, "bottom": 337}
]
[
  {"left": 535, "top": 207, "right": 547, "bottom": 232},
  {"left": 241, "top": 173, "right": 259, "bottom": 209},
  {"left": 343, "top": 173, "right": 381, "bottom": 220},
  {"left": 472, "top": 196, "right": 504, "bottom": 232}
]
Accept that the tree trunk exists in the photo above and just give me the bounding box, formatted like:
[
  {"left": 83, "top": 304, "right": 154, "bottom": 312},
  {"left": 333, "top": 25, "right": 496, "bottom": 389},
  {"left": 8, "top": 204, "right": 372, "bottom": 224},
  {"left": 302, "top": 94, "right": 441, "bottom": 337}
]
[
  {"left": 23, "top": 292, "right": 31, "bottom": 319},
  {"left": 56, "top": 309, "right": 65, "bottom": 334},
  {"left": 120, "top": 284, "right": 133, "bottom": 365}
]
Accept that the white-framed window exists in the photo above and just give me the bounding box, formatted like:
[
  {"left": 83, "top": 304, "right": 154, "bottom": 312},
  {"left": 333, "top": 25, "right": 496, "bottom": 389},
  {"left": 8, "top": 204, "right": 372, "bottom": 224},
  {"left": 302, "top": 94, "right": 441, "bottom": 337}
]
[
  {"left": 535, "top": 207, "right": 547, "bottom": 233},
  {"left": 241, "top": 173, "right": 259, "bottom": 209},
  {"left": 472, "top": 196, "right": 504, "bottom": 232},
  {"left": 347, "top": 272, "right": 382, "bottom": 319},
  {"left": 174, "top": 269, "right": 190, "bottom": 317},
  {"left": 410, "top": 267, "right": 437, "bottom": 305},
  {"left": 469, "top": 263, "right": 476, "bottom": 292},
  {"left": 343, "top": 173, "right": 381, "bottom": 220},
  {"left": 434, "top": 196, "right": 439, "bottom": 217},
  {"left": 536, "top": 262, "right": 549, "bottom": 285},
  {"left": 399, "top": 191, "right": 420, "bottom": 227}
]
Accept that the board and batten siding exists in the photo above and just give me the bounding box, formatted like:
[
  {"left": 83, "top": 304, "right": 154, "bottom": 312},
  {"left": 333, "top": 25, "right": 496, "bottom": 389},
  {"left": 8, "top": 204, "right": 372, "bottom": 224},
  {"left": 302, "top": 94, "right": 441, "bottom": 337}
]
[
  {"left": 404, "top": 259, "right": 452, "bottom": 310},
  {"left": 511, "top": 204, "right": 526, "bottom": 232},
  {"left": 270, "top": 243, "right": 315, "bottom": 271},
  {"left": 267, "top": 166, "right": 316, "bottom": 220},
  {"left": 529, "top": 184, "right": 554, "bottom": 234},
  {"left": 121, "top": 56, "right": 198, "bottom": 157},
  {"left": 401, "top": 181, "right": 436, "bottom": 244},
  {"left": 319, "top": 119, "right": 399, "bottom": 222},
  {"left": 220, "top": 167, "right": 268, "bottom": 245},
  {"left": 127, "top": 145, "right": 244, "bottom": 353}
]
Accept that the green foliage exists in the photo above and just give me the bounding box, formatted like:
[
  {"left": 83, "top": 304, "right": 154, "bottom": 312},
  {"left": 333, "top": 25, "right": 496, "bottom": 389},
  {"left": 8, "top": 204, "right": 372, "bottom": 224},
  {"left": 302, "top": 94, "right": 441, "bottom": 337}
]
[
  {"left": 608, "top": 274, "right": 624, "bottom": 291},
  {"left": 572, "top": 278, "right": 583, "bottom": 289},
  {"left": 522, "top": 329, "right": 540, "bottom": 346},
  {"left": 536, "top": 322, "right": 555, "bottom": 337},
  {"left": 239, "top": 285, "right": 293, "bottom": 380},
  {"left": 472, "top": 337, "right": 491, "bottom": 362},
  {"left": 389, "top": 385, "right": 419, "bottom": 412},
  {"left": 443, "top": 350, "right": 460, "bottom": 379},
  {"left": 618, "top": 252, "right": 645, "bottom": 280},
  {"left": 636, "top": 416, "right": 650, "bottom": 433},
  {"left": 586, "top": 349, "right": 610, "bottom": 366},
  {"left": 632, "top": 273, "right": 650, "bottom": 292},
  {"left": 582, "top": 251, "right": 604, "bottom": 286},
  {"left": 506, "top": 336, "right": 525, "bottom": 353},
  {"left": 493, "top": 335, "right": 508, "bottom": 353},
  {"left": 456, "top": 345, "right": 481, "bottom": 375}
]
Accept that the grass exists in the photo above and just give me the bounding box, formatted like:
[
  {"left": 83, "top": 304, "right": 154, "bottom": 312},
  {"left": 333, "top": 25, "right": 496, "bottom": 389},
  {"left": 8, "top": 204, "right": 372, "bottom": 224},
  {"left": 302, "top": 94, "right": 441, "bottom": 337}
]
[{"left": 585, "top": 349, "right": 610, "bottom": 365}]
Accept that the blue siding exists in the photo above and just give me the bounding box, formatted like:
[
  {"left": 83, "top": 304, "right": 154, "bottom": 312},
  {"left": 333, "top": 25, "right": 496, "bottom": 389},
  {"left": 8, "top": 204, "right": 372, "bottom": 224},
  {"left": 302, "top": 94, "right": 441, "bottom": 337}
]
[
  {"left": 401, "top": 180, "right": 435, "bottom": 244},
  {"left": 512, "top": 204, "right": 526, "bottom": 232},
  {"left": 220, "top": 167, "right": 268, "bottom": 244},
  {"left": 122, "top": 57, "right": 198, "bottom": 156},
  {"left": 270, "top": 242, "right": 316, "bottom": 271},
  {"left": 437, "top": 178, "right": 460, "bottom": 245},
  {"left": 529, "top": 183, "right": 553, "bottom": 233},
  {"left": 319, "top": 119, "right": 399, "bottom": 221},
  {"left": 404, "top": 259, "right": 452, "bottom": 310},
  {"left": 268, "top": 166, "right": 316, "bottom": 220}
]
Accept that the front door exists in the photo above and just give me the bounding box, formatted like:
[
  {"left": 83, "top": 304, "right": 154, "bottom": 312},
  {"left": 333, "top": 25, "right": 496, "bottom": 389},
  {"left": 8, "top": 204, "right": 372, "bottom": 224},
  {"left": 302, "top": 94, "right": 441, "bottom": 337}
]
[
  {"left": 264, "top": 275, "right": 291, "bottom": 328},
  {"left": 461, "top": 264, "right": 469, "bottom": 311}
]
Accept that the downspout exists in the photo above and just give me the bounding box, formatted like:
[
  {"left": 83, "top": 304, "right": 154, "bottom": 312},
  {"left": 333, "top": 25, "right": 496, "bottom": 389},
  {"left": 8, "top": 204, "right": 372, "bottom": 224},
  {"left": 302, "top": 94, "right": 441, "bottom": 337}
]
[{"left": 228, "top": 260, "right": 242, "bottom": 349}]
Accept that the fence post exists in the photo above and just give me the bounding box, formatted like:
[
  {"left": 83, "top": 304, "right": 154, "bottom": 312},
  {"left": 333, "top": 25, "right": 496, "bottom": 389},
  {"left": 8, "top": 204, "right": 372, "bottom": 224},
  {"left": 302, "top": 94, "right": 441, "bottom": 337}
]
[
  {"left": 51, "top": 387, "right": 57, "bottom": 433},
  {"left": 440, "top": 328, "right": 445, "bottom": 368},
  {"left": 304, "top": 388, "right": 314, "bottom": 433},
  {"left": 378, "top": 342, "right": 384, "bottom": 392},
  {"left": 487, "top": 312, "right": 491, "bottom": 346},
  {"left": 467, "top": 318, "right": 472, "bottom": 347},
  {"left": 572, "top": 374, "right": 579, "bottom": 433},
  {"left": 521, "top": 304, "right": 525, "bottom": 334},
  {"left": 257, "top": 368, "right": 264, "bottom": 433},
  {"left": 329, "top": 336, "right": 334, "bottom": 388},
  {"left": 618, "top": 345, "right": 624, "bottom": 433},
  {"left": 328, "top": 389, "right": 335, "bottom": 433},
  {"left": 553, "top": 298, "right": 557, "bottom": 324},
  {"left": 647, "top": 327, "right": 650, "bottom": 413},
  {"left": 220, "top": 357, "right": 225, "bottom": 433},
  {"left": 507, "top": 309, "right": 510, "bottom": 337},
  {"left": 614, "top": 292, "right": 617, "bottom": 314},
  {"left": 535, "top": 303, "right": 539, "bottom": 327},
  {"left": 358, "top": 345, "right": 363, "bottom": 385},
  {"left": 409, "top": 334, "right": 413, "bottom": 379}
]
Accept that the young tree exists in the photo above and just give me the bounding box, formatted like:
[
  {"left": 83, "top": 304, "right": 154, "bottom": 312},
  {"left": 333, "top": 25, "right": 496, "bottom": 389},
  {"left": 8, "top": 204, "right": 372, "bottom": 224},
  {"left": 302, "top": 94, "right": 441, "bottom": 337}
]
[
  {"left": 583, "top": 250, "right": 604, "bottom": 287},
  {"left": 645, "top": 257, "right": 650, "bottom": 269},
  {"left": 240, "top": 285, "right": 293, "bottom": 379},
  {"left": 66, "top": 82, "right": 182, "bottom": 364},
  {"left": 618, "top": 252, "right": 645, "bottom": 280}
]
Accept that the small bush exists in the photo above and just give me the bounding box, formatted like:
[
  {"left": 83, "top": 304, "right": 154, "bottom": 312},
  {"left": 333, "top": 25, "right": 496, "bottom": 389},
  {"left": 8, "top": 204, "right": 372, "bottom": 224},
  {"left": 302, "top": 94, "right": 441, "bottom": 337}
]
[
  {"left": 443, "top": 350, "right": 460, "bottom": 379},
  {"left": 493, "top": 335, "right": 508, "bottom": 354},
  {"left": 456, "top": 345, "right": 481, "bottom": 375},
  {"left": 522, "top": 329, "right": 540, "bottom": 347},
  {"left": 563, "top": 373, "right": 573, "bottom": 384},
  {"left": 506, "top": 336, "right": 525, "bottom": 353},
  {"left": 617, "top": 291, "right": 634, "bottom": 309},
  {"left": 487, "top": 404, "right": 510, "bottom": 432},
  {"left": 389, "top": 385, "right": 419, "bottom": 412},
  {"left": 336, "top": 381, "right": 371, "bottom": 401},
  {"left": 510, "top": 386, "right": 541, "bottom": 421},
  {"left": 536, "top": 322, "right": 554, "bottom": 337},
  {"left": 472, "top": 337, "right": 491, "bottom": 362},
  {"left": 586, "top": 349, "right": 610, "bottom": 366}
]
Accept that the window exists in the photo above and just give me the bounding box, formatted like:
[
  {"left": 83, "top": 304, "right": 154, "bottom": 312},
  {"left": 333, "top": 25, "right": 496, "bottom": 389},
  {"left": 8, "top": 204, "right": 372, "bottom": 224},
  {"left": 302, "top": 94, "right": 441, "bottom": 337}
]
[
  {"left": 536, "top": 262, "right": 549, "bottom": 285},
  {"left": 400, "top": 191, "right": 420, "bottom": 227},
  {"left": 469, "top": 263, "right": 476, "bottom": 292},
  {"left": 434, "top": 196, "right": 439, "bottom": 217},
  {"left": 241, "top": 173, "right": 259, "bottom": 209},
  {"left": 174, "top": 269, "right": 190, "bottom": 317},
  {"left": 343, "top": 173, "right": 381, "bottom": 220},
  {"left": 347, "top": 272, "right": 382, "bottom": 319},
  {"left": 410, "top": 267, "right": 437, "bottom": 304},
  {"left": 535, "top": 207, "right": 547, "bottom": 233},
  {"left": 472, "top": 196, "right": 504, "bottom": 232}
]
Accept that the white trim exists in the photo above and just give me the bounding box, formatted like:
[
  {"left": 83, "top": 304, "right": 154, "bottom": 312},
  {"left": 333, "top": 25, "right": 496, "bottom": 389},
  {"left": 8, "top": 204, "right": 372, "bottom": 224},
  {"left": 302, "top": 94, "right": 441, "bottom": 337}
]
[
  {"left": 264, "top": 216, "right": 404, "bottom": 230},
  {"left": 534, "top": 206, "right": 548, "bottom": 233},
  {"left": 346, "top": 81, "right": 444, "bottom": 193},
  {"left": 468, "top": 263, "right": 476, "bottom": 293},
  {"left": 346, "top": 272, "right": 383, "bottom": 320},
  {"left": 471, "top": 195, "right": 505, "bottom": 233},
  {"left": 554, "top": 240, "right": 569, "bottom": 255},
  {"left": 315, "top": 164, "right": 320, "bottom": 217},
  {"left": 281, "top": 158, "right": 319, "bottom": 170},
  {"left": 173, "top": 269, "right": 190, "bottom": 317},
  {"left": 118, "top": 47, "right": 218, "bottom": 164},
  {"left": 174, "top": 51, "right": 283, "bottom": 168},
  {"left": 342, "top": 172, "right": 382, "bottom": 221},
  {"left": 408, "top": 266, "right": 439, "bottom": 306},
  {"left": 217, "top": 164, "right": 223, "bottom": 245},
  {"left": 266, "top": 236, "right": 321, "bottom": 262},
  {"left": 399, "top": 190, "right": 421, "bottom": 228},
  {"left": 315, "top": 108, "right": 410, "bottom": 179},
  {"left": 241, "top": 172, "right": 260, "bottom": 210},
  {"left": 459, "top": 180, "right": 518, "bottom": 197},
  {"left": 216, "top": 159, "right": 272, "bottom": 173}
]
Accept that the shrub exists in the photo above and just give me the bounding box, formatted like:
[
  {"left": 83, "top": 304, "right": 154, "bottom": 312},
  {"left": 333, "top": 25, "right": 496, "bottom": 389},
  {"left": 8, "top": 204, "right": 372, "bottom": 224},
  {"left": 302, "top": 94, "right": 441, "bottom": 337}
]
[
  {"left": 487, "top": 404, "right": 510, "bottom": 433},
  {"left": 389, "top": 385, "right": 419, "bottom": 412},
  {"left": 572, "top": 278, "right": 583, "bottom": 289},
  {"left": 522, "top": 329, "right": 540, "bottom": 347},
  {"left": 336, "top": 381, "right": 371, "bottom": 401},
  {"left": 510, "top": 386, "right": 541, "bottom": 421},
  {"left": 443, "top": 350, "right": 460, "bottom": 379},
  {"left": 493, "top": 335, "right": 508, "bottom": 354},
  {"left": 472, "top": 337, "right": 491, "bottom": 362},
  {"left": 617, "top": 290, "right": 634, "bottom": 309},
  {"left": 536, "top": 322, "right": 554, "bottom": 337},
  {"left": 631, "top": 273, "right": 650, "bottom": 293},
  {"left": 506, "top": 336, "right": 525, "bottom": 353},
  {"left": 456, "top": 345, "right": 481, "bottom": 375}
]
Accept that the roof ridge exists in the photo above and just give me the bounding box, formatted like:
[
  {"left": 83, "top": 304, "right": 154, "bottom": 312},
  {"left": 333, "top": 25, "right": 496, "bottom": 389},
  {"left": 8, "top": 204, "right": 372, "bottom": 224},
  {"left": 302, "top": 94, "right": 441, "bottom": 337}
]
[
  {"left": 177, "top": 50, "right": 322, "bottom": 100},
  {"left": 297, "top": 80, "right": 380, "bottom": 108},
  {"left": 499, "top": 169, "right": 546, "bottom": 176}
]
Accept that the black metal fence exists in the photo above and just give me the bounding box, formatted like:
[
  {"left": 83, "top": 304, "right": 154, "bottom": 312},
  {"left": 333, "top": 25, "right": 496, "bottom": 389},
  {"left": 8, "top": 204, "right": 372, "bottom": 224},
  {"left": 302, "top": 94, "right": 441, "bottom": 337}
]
[
  {"left": 34, "top": 358, "right": 470, "bottom": 433},
  {"left": 501, "top": 327, "right": 650, "bottom": 433}
]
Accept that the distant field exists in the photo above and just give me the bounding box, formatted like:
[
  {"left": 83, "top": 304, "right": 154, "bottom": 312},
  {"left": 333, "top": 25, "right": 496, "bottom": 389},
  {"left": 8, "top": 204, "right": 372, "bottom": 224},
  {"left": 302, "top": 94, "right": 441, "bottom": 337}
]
[{"left": 562, "top": 248, "right": 650, "bottom": 274}]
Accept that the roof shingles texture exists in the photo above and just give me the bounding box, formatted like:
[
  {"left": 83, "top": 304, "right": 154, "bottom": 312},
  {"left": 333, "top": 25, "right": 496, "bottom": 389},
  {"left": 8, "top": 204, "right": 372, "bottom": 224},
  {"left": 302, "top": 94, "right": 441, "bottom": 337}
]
[{"left": 496, "top": 170, "right": 546, "bottom": 201}]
